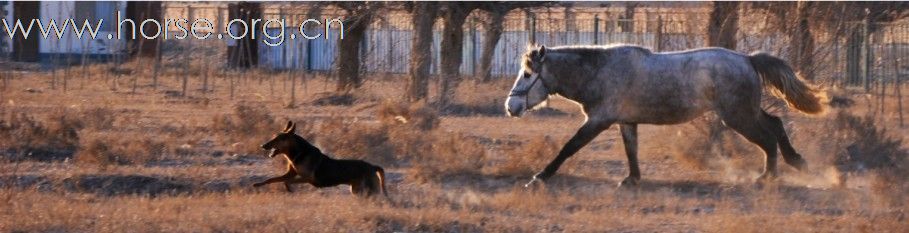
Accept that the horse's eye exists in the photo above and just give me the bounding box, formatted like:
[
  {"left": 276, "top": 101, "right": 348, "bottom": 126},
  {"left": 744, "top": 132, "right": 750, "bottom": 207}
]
[{"left": 523, "top": 73, "right": 531, "bottom": 79}]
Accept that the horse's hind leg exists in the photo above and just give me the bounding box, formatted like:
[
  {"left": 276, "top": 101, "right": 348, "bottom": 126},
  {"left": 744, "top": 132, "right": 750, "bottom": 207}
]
[
  {"left": 762, "top": 111, "right": 807, "bottom": 170},
  {"left": 719, "top": 111, "right": 780, "bottom": 181}
]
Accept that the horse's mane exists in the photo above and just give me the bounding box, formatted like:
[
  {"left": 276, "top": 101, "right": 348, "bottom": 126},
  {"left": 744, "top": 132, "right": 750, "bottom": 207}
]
[{"left": 522, "top": 44, "right": 652, "bottom": 72}]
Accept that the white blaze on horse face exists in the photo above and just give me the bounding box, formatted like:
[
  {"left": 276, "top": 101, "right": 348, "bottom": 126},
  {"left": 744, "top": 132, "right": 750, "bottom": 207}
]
[{"left": 505, "top": 68, "right": 549, "bottom": 117}]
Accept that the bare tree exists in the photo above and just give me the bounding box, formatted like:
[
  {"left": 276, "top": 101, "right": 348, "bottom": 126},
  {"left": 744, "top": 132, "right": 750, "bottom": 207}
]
[
  {"left": 437, "top": 2, "right": 481, "bottom": 109},
  {"left": 707, "top": 1, "right": 739, "bottom": 49},
  {"left": 334, "top": 2, "right": 380, "bottom": 92},
  {"left": 476, "top": 8, "right": 507, "bottom": 82},
  {"left": 227, "top": 2, "right": 261, "bottom": 68},
  {"left": 754, "top": 2, "right": 909, "bottom": 84},
  {"left": 620, "top": 3, "right": 638, "bottom": 33},
  {"left": 406, "top": 2, "right": 438, "bottom": 102},
  {"left": 791, "top": 1, "right": 814, "bottom": 80},
  {"left": 475, "top": 2, "right": 552, "bottom": 82}
]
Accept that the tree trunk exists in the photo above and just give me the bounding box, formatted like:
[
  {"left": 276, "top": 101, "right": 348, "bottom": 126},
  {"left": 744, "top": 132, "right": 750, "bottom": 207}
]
[
  {"left": 126, "top": 1, "right": 162, "bottom": 58},
  {"left": 407, "top": 2, "right": 437, "bottom": 102},
  {"left": 438, "top": 4, "right": 474, "bottom": 109},
  {"left": 478, "top": 11, "right": 505, "bottom": 82},
  {"left": 707, "top": 1, "right": 739, "bottom": 49},
  {"left": 227, "top": 2, "right": 261, "bottom": 68},
  {"left": 336, "top": 13, "right": 371, "bottom": 92},
  {"left": 620, "top": 3, "right": 636, "bottom": 32},
  {"left": 790, "top": 1, "right": 815, "bottom": 80}
]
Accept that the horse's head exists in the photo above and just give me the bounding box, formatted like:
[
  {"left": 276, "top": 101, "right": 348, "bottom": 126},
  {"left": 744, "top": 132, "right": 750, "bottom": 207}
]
[
  {"left": 261, "top": 121, "right": 320, "bottom": 158},
  {"left": 506, "top": 45, "right": 551, "bottom": 117}
]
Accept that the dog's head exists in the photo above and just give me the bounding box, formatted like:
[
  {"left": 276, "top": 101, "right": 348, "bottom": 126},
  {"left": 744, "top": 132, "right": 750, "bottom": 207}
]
[{"left": 262, "top": 121, "right": 318, "bottom": 157}]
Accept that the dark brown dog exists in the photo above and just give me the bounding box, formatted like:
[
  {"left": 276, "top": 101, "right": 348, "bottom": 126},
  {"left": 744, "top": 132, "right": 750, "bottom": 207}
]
[{"left": 253, "top": 121, "right": 388, "bottom": 198}]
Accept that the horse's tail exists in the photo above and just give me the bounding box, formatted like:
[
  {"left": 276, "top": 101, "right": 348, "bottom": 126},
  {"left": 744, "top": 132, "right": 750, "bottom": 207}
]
[{"left": 748, "top": 52, "right": 827, "bottom": 115}]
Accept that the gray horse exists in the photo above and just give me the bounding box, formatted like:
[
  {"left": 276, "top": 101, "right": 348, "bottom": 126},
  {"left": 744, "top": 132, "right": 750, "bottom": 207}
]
[{"left": 505, "top": 44, "right": 826, "bottom": 187}]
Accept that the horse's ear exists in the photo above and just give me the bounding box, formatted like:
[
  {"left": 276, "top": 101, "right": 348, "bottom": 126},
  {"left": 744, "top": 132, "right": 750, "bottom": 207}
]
[{"left": 538, "top": 46, "right": 546, "bottom": 62}]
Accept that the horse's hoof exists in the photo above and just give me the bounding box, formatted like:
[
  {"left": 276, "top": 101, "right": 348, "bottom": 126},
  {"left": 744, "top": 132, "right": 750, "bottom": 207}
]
[
  {"left": 755, "top": 172, "right": 778, "bottom": 184},
  {"left": 618, "top": 177, "right": 640, "bottom": 187},
  {"left": 788, "top": 157, "right": 808, "bottom": 171}
]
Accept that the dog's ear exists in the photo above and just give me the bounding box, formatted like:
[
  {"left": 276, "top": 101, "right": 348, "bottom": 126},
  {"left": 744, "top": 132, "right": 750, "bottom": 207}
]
[
  {"left": 283, "top": 121, "right": 293, "bottom": 133},
  {"left": 286, "top": 121, "right": 296, "bottom": 134}
]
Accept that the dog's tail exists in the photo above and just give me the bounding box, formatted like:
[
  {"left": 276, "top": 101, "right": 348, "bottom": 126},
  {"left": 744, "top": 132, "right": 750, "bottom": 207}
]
[{"left": 376, "top": 167, "right": 389, "bottom": 199}]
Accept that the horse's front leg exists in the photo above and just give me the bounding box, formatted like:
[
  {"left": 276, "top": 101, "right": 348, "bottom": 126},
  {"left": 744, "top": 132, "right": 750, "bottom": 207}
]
[
  {"left": 527, "top": 119, "right": 613, "bottom": 187},
  {"left": 619, "top": 123, "right": 641, "bottom": 187}
]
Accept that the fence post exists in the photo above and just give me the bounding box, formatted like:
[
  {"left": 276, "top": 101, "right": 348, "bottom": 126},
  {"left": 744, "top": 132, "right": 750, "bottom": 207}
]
[
  {"left": 387, "top": 19, "right": 394, "bottom": 73},
  {"left": 306, "top": 30, "right": 313, "bottom": 71},
  {"left": 529, "top": 13, "right": 536, "bottom": 45},
  {"left": 656, "top": 15, "right": 663, "bottom": 51},
  {"left": 864, "top": 15, "right": 872, "bottom": 93},
  {"left": 471, "top": 16, "right": 478, "bottom": 75},
  {"left": 594, "top": 14, "right": 599, "bottom": 45}
]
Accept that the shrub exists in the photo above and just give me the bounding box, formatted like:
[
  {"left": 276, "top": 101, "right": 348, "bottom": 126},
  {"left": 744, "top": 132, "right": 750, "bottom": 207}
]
[{"left": 828, "top": 111, "right": 908, "bottom": 201}]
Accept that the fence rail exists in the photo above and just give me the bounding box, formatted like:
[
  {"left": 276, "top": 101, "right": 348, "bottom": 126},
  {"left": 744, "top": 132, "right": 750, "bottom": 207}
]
[{"left": 1, "top": 3, "right": 906, "bottom": 88}]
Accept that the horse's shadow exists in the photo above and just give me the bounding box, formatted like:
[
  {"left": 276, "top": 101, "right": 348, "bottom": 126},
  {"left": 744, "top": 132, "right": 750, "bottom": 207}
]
[{"left": 438, "top": 172, "right": 839, "bottom": 204}]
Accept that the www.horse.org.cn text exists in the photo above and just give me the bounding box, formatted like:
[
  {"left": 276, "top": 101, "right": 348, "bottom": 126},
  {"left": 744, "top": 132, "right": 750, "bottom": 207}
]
[{"left": 1, "top": 11, "right": 344, "bottom": 46}]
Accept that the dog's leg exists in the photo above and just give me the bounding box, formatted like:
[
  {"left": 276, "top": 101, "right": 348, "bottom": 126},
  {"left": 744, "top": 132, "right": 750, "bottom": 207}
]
[
  {"left": 253, "top": 171, "right": 295, "bottom": 188},
  {"left": 350, "top": 178, "right": 365, "bottom": 197},
  {"left": 284, "top": 182, "right": 294, "bottom": 193},
  {"left": 282, "top": 177, "right": 313, "bottom": 193},
  {"left": 376, "top": 168, "right": 389, "bottom": 199}
]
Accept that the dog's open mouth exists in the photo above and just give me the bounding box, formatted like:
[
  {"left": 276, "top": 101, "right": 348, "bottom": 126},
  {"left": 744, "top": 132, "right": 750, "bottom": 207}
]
[{"left": 266, "top": 148, "right": 277, "bottom": 157}]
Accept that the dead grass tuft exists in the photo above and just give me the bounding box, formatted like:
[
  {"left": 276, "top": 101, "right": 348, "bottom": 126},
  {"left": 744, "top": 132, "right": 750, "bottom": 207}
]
[
  {"left": 0, "top": 108, "right": 82, "bottom": 161},
  {"left": 74, "top": 132, "right": 169, "bottom": 167},
  {"left": 78, "top": 107, "right": 117, "bottom": 130},
  {"left": 493, "top": 135, "right": 559, "bottom": 175},
  {"left": 444, "top": 79, "right": 509, "bottom": 116},
  {"left": 314, "top": 117, "right": 397, "bottom": 166},
  {"left": 411, "top": 132, "right": 489, "bottom": 180},
  {"left": 663, "top": 115, "right": 760, "bottom": 171},
  {"left": 376, "top": 100, "right": 440, "bottom": 131},
  {"left": 313, "top": 93, "right": 356, "bottom": 106},
  {"left": 210, "top": 103, "right": 276, "bottom": 154}
]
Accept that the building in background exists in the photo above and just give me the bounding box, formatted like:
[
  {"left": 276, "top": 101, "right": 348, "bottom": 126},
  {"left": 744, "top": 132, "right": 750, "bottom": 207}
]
[{"left": 1, "top": 1, "right": 161, "bottom": 64}]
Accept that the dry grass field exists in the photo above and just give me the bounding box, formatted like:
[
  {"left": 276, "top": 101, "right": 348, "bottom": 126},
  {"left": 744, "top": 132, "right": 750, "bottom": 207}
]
[{"left": 1, "top": 62, "right": 908, "bottom": 232}]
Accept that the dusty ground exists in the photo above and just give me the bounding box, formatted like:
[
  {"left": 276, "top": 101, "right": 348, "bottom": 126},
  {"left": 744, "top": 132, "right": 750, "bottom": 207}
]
[{"left": 0, "top": 65, "right": 907, "bottom": 232}]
